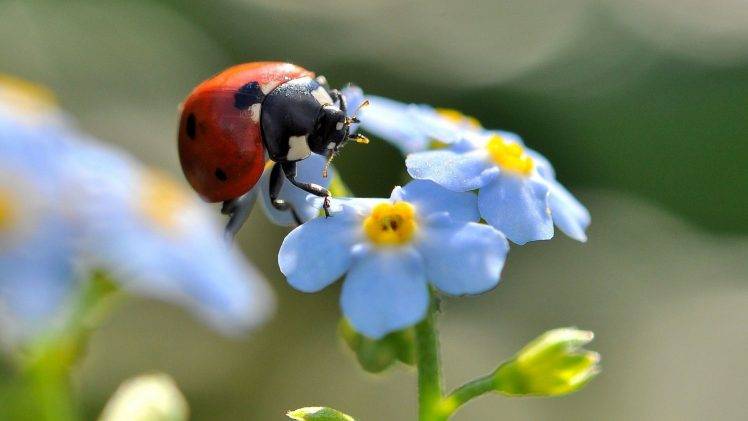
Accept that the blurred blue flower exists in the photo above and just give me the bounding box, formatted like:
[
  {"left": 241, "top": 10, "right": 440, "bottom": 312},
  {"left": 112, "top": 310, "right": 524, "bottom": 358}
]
[
  {"left": 0, "top": 76, "right": 274, "bottom": 344},
  {"left": 63, "top": 142, "right": 274, "bottom": 335},
  {"left": 279, "top": 179, "right": 508, "bottom": 339},
  {"left": 407, "top": 133, "right": 590, "bottom": 244},
  {"left": 257, "top": 86, "right": 364, "bottom": 226}
]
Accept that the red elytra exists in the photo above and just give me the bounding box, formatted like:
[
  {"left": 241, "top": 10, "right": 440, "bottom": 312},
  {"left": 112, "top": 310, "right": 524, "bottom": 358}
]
[{"left": 177, "top": 62, "right": 315, "bottom": 202}]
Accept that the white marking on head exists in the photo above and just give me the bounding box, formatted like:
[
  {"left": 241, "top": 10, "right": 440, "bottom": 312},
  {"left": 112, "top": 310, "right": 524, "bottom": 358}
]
[
  {"left": 312, "top": 87, "right": 333, "bottom": 106},
  {"left": 287, "top": 135, "right": 311, "bottom": 161},
  {"left": 335, "top": 122, "right": 344, "bottom": 130},
  {"left": 261, "top": 82, "right": 279, "bottom": 95},
  {"left": 249, "top": 103, "right": 261, "bottom": 123}
]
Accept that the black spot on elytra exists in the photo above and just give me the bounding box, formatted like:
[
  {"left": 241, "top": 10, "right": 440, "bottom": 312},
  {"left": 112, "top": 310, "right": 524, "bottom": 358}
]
[
  {"left": 215, "top": 168, "right": 227, "bottom": 181},
  {"left": 186, "top": 113, "right": 196, "bottom": 139},
  {"left": 234, "top": 82, "right": 265, "bottom": 109}
]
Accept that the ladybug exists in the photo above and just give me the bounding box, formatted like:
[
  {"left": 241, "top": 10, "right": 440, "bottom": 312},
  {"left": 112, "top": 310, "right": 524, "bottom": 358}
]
[{"left": 177, "top": 62, "right": 367, "bottom": 239}]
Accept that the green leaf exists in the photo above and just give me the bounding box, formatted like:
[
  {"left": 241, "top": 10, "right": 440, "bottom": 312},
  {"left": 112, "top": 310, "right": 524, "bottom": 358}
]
[
  {"left": 339, "top": 319, "right": 415, "bottom": 373},
  {"left": 287, "top": 407, "right": 355, "bottom": 421}
]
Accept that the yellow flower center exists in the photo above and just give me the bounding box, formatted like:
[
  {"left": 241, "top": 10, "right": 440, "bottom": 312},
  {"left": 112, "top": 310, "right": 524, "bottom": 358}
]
[
  {"left": 0, "top": 74, "right": 58, "bottom": 118},
  {"left": 0, "top": 188, "right": 16, "bottom": 233},
  {"left": 429, "top": 109, "right": 483, "bottom": 150},
  {"left": 436, "top": 108, "right": 482, "bottom": 129},
  {"left": 138, "top": 170, "right": 192, "bottom": 233},
  {"left": 486, "top": 134, "right": 534, "bottom": 175},
  {"left": 363, "top": 202, "right": 418, "bottom": 246}
]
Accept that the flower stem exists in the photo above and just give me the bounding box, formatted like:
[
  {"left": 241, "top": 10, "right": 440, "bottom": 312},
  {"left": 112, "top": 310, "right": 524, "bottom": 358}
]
[
  {"left": 415, "top": 298, "right": 446, "bottom": 421},
  {"left": 441, "top": 371, "right": 498, "bottom": 415}
]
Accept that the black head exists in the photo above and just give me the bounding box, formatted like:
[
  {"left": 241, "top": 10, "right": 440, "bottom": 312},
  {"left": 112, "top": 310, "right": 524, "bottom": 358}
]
[{"left": 308, "top": 105, "right": 349, "bottom": 156}]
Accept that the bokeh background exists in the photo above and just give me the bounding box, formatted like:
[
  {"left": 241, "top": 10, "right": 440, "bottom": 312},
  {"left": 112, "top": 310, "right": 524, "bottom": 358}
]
[{"left": 2, "top": 0, "right": 747, "bottom": 419}]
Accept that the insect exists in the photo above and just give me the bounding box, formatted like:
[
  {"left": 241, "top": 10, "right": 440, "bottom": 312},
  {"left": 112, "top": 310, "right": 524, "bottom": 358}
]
[{"left": 177, "top": 62, "right": 368, "bottom": 240}]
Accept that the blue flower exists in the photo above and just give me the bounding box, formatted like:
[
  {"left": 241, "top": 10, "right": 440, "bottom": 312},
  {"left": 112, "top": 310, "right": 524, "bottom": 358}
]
[
  {"left": 0, "top": 77, "right": 274, "bottom": 344},
  {"left": 279, "top": 180, "right": 508, "bottom": 339},
  {"left": 406, "top": 133, "right": 590, "bottom": 244},
  {"left": 357, "top": 95, "right": 491, "bottom": 154},
  {"left": 257, "top": 86, "right": 364, "bottom": 226}
]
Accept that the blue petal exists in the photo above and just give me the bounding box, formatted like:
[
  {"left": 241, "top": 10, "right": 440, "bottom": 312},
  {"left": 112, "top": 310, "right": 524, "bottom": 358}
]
[
  {"left": 259, "top": 154, "right": 332, "bottom": 226},
  {"left": 548, "top": 180, "right": 590, "bottom": 242},
  {"left": 417, "top": 222, "right": 508, "bottom": 295},
  {"left": 478, "top": 174, "right": 553, "bottom": 245},
  {"left": 391, "top": 179, "right": 479, "bottom": 223},
  {"left": 341, "top": 247, "right": 429, "bottom": 339},
  {"left": 406, "top": 148, "right": 497, "bottom": 192},
  {"left": 279, "top": 212, "right": 360, "bottom": 293},
  {"left": 0, "top": 223, "right": 78, "bottom": 344},
  {"left": 358, "top": 95, "right": 431, "bottom": 154}
]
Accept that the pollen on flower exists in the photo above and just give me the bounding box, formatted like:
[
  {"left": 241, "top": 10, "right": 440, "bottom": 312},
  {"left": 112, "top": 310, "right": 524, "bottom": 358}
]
[
  {"left": 363, "top": 201, "right": 418, "bottom": 246},
  {"left": 486, "top": 134, "right": 534, "bottom": 175},
  {"left": 138, "top": 170, "right": 191, "bottom": 233}
]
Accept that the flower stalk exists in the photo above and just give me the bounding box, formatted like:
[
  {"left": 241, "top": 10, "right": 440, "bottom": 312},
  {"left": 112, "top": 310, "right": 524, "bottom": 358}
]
[{"left": 415, "top": 295, "right": 447, "bottom": 421}]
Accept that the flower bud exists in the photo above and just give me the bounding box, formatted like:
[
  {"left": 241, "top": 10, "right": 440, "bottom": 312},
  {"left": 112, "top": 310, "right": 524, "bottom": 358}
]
[
  {"left": 339, "top": 319, "right": 415, "bottom": 373},
  {"left": 99, "top": 373, "right": 188, "bottom": 421},
  {"left": 287, "top": 407, "right": 355, "bottom": 421},
  {"left": 494, "top": 328, "right": 600, "bottom": 396}
]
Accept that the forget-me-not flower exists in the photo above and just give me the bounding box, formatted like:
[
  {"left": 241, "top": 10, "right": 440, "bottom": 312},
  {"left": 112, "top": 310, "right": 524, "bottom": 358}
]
[
  {"left": 0, "top": 76, "right": 274, "bottom": 344},
  {"left": 407, "top": 132, "right": 590, "bottom": 244},
  {"left": 279, "top": 179, "right": 508, "bottom": 339}
]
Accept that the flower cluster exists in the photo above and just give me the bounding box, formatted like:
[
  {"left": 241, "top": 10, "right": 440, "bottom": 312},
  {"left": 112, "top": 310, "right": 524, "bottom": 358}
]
[
  {"left": 279, "top": 94, "right": 590, "bottom": 338},
  {"left": 0, "top": 77, "right": 273, "bottom": 347}
]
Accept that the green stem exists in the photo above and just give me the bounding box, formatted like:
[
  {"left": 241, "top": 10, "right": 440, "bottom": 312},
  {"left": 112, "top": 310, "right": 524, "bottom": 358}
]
[
  {"left": 440, "top": 372, "right": 498, "bottom": 416},
  {"left": 415, "top": 299, "right": 445, "bottom": 421}
]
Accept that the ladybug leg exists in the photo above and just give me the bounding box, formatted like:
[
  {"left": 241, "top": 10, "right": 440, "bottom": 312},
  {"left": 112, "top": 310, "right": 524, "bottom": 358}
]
[
  {"left": 269, "top": 161, "right": 303, "bottom": 225},
  {"left": 281, "top": 161, "right": 332, "bottom": 218},
  {"left": 221, "top": 188, "right": 258, "bottom": 242}
]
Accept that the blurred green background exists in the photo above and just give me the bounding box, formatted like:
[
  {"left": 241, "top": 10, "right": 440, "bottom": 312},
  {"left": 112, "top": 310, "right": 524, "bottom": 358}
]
[{"left": 1, "top": 0, "right": 747, "bottom": 419}]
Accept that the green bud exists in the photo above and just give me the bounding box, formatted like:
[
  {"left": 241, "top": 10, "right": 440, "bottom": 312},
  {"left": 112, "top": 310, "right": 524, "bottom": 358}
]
[
  {"left": 494, "top": 328, "right": 600, "bottom": 396},
  {"left": 99, "top": 373, "right": 188, "bottom": 421},
  {"left": 339, "top": 319, "right": 415, "bottom": 373},
  {"left": 287, "top": 407, "right": 355, "bottom": 421}
]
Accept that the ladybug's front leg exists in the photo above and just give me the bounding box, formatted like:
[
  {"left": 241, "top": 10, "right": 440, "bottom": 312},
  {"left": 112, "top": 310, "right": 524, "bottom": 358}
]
[
  {"left": 269, "top": 162, "right": 303, "bottom": 225},
  {"left": 281, "top": 161, "right": 332, "bottom": 218}
]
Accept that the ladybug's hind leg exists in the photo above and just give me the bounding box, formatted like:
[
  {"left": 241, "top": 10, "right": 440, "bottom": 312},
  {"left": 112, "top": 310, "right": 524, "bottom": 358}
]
[
  {"left": 281, "top": 161, "right": 332, "bottom": 218},
  {"left": 221, "top": 189, "right": 257, "bottom": 243},
  {"left": 269, "top": 162, "right": 303, "bottom": 225}
]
